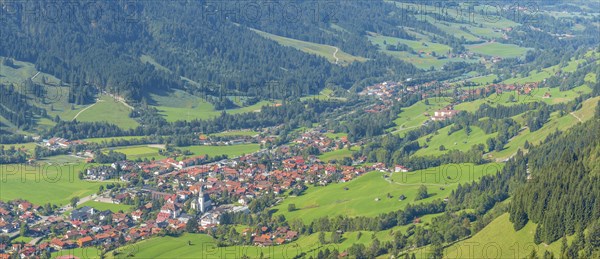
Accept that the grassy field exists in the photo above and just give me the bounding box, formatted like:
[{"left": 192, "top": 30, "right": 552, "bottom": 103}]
[
  {"left": 83, "top": 136, "right": 150, "bottom": 144},
  {"left": 107, "top": 145, "right": 165, "bottom": 161},
  {"left": 12, "top": 236, "right": 32, "bottom": 243},
  {"left": 391, "top": 98, "right": 451, "bottom": 134},
  {"left": 503, "top": 56, "right": 592, "bottom": 85},
  {"left": 445, "top": 213, "right": 569, "bottom": 258},
  {"left": 74, "top": 95, "right": 139, "bottom": 129},
  {"left": 367, "top": 33, "right": 477, "bottom": 69},
  {"left": 108, "top": 224, "right": 430, "bottom": 259},
  {"left": 491, "top": 111, "right": 579, "bottom": 161},
  {"left": 300, "top": 88, "right": 347, "bottom": 101},
  {"left": 140, "top": 54, "right": 171, "bottom": 73},
  {"left": 107, "top": 143, "right": 261, "bottom": 161},
  {"left": 466, "top": 42, "right": 529, "bottom": 58},
  {"left": 182, "top": 144, "right": 261, "bottom": 158},
  {"left": 572, "top": 96, "right": 600, "bottom": 122},
  {"left": 150, "top": 89, "right": 279, "bottom": 122},
  {"left": 250, "top": 28, "right": 367, "bottom": 65},
  {"left": 78, "top": 200, "right": 133, "bottom": 213},
  {"left": 414, "top": 125, "right": 496, "bottom": 157},
  {"left": 467, "top": 74, "right": 498, "bottom": 85},
  {"left": 52, "top": 247, "right": 102, "bottom": 259},
  {"left": 318, "top": 147, "right": 357, "bottom": 162},
  {"left": 459, "top": 90, "right": 596, "bottom": 162},
  {"left": 273, "top": 163, "right": 503, "bottom": 223},
  {"left": 455, "top": 85, "right": 592, "bottom": 112},
  {"left": 323, "top": 132, "right": 348, "bottom": 139},
  {"left": 0, "top": 162, "right": 105, "bottom": 206},
  {"left": 0, "top": 57, "right": 88, "bottom": 132},
  {"left": 210, "top": 130, "right": 260, "bottom": 137}
]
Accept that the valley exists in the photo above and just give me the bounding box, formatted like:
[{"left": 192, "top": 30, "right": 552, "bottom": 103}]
[{"left": 0, "top": 1, "right": 598, "bottom": 258}]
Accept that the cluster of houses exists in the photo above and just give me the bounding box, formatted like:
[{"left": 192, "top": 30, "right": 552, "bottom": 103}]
[
  {"left": 248, "top": 226, "right": 298, "bottom": 247},
  {"left": 359, "top": 81, "right": 404, "bottom": 101},
  {"left": 43, "top": 138, "right": 85, "bottom": 150},
  {"left": 0, "top": 128, "right": 376, "bottom": 256},
  {"left": 430, "top": 106, "right": 461, "bottom": 121}
]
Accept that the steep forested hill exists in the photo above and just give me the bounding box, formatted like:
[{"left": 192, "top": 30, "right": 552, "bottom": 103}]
[{"left": 0, "top": 0, "right": 421, "bottom": 101}]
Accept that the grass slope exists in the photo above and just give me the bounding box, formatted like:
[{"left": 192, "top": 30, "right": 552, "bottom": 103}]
[
  {"left": 414, "top": 125, "right": 496, "bottom": 157},
  {"left": 445, "top": 213, "right": 569, "bottom": 258},
  {"left": 109, "top": 225, "right": 430, "bottom": 259},
  {"left": 466, "top": 42, "right": 529, "bottom": 58},
  {"left": 0, "top": 162, "right": 105, "bottom": 206},
  {"left": 150, "top": 89, "right": 278, "bottom": 122},
  {"left": 273, "top": 163, "right": 502, "bottom": 223},
  {"left": 250, "top": 28, "right": 367, "bottom": 65},
  {"left": 74, "top": 95, "right": 139, "bottom": 129},
  {"left": 391, "top": 98, "right": 451, "bottom": 135}
]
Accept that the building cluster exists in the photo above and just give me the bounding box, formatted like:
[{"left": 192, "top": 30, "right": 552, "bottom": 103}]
[
  {"left": 0, "top": 129, "right": 370, "bottom": 256},
  {"left": 43, "top": 138, "right": 85, "bottom": 150}
]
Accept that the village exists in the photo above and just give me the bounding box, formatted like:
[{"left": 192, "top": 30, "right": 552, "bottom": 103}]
[
  {"left": 0, "top": 126, "right": 420, "bottom": 258},
  {"left": 0, "top": 78, "right": 549, "bottom": 257}
]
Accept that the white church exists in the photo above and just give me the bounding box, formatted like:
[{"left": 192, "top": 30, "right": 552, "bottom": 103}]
[{"left": 191, "top": 189, "right": 212, "bottom": 213}]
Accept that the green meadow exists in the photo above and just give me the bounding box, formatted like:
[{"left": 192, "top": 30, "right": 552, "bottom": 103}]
[
  {"left": 210, "top": 130, "right": 260, "bottom": 137},
  {"left": 107, "top": 145, "right": 165, "bottom": 161},
  {"left": 445, "top": 213, "right": 570, "bottom": 259},
  {"left": 455, "top": 85, "right": 592, "bottom": 112},
  {"left": 414, "top": 125, "right": 496, "bottom": 157},
  {"left": 491, "top": 110, "right": 580, "bottom": 161},
  {"left": 391, "top": 98, "right": 451, "bottom": 134},
  {"left": 0, "top": 162, "right": 105, "bottom": 206},
  {"left": 150, "top": 89, "right": 278, "bottom": 122},
  {"left": 250, "top": 28, "right": 367, "bottom": 65},
  {"left": 273, "top": 163, "right": 503, "bottom": 223},
  {"left": 74, "top": 95, "right": 139, "bottom": 129},
  {"left": 107, "top": 143, "right": 261, "bottom": 161},
  {"left": 0, "top": 57, "right": 88, "bottom": 131},
  {"left": 572, "top": 96, "right": 600, "bottom": 122},
  {"left": 83, "top": 136, "right": 151, "bottom": 144},
  {"left": 318, "top": 147, "right": 358, "bottom": 162},
  {"left": 466, "top": 42, "right": 529, "bottom": 58},
  {"left": 467, "top": 74, "right": 498, "bottom": 85},
  {"left": 503, "top": 55, "right": 593, "bottom": 85},
  {"left": 323, "top": 132, "right": 348, "bottom": 139},
  {"left": 78, "top": 200, "right": 133, "bottom": 213},
  {"left": 367, "top": 32, "right": 477, "bottom": 69},
  {"left": 300, "top": 88, "right": 347, "bottom": 101},
  {"left": 109, "top": 224, "right": 433, "bottom": 259},
  {"left": 52, "top": 247, "right": 102, "bottom": 259},
  {"left": 182, "top": 144, "right": 261, "bottom": 158}
]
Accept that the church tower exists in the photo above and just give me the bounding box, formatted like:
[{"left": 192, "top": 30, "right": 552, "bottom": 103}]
[{"left": 191, "top": 188, "right": 211, "bottom": 213}]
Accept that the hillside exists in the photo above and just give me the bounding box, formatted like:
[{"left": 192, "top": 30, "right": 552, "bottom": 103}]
[{"left": 0, "top": 1, "right": 598, "bottom": 258}]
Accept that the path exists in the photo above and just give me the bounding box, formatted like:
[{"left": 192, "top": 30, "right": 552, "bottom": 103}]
[
  {"left": 29, "top": 237, "right": 42, "bottom": 245},
  {"left": 31, "top": 71, "right": 41, "bottom": 80},
  {"left": 118, "top": 99, "right": 134, "bottom": 110},
  {"left": 72, "top": 99, "right": 104, "bottom": 121},
  {"left": 570, "top": 112, "right": 583, "bottom": 123},
  {"left": 332, "top": 47, "right": 339, "bottom": 65}
]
